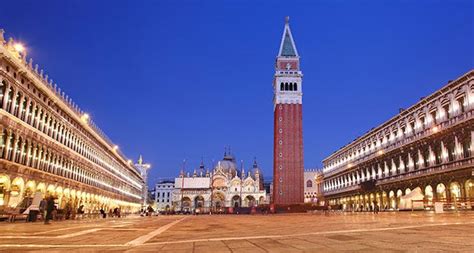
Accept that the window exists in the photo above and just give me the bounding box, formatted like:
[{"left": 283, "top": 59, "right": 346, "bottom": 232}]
[
  {"left": 306, "top": 180, "right": 313, "bottom": 188},
  {"left": 0, "top": 81, "right": 5, "bottom": 108},
  {"left": 285, "top": 83, "right": 289, "bottom": 91},
  {"left": 294, "top": 83, "right": 298, "bottom": 91},
  {"left": 280, "top": 82, "right": 284, "bottom": 91}
]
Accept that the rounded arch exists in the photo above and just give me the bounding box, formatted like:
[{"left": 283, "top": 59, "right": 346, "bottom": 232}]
[
  {"left": 465, "top": 180, "right": 474, "bottom": 199},
  {"left": 306, "top": 179, "right": 313, "bottom": 188},
  {"left": 24, "top": 180, "right": 36, "bottom": 198},
  {"left": 0, "top": 174, "right": 11, "bottom": 191},
  {"left": 231, "top": 195, "right": 241, "bottom": 208},
  {"left": 194, "top": 195, "right": 204, "bottom": 209},
  {"left": 244, "top": 195, "right": 256, "bottom": 207},
  {"left": 405, "top": 188, "right": 411, "bottom": 195},
  {"left": 8, "top": 177, "right": 25, "bottom": 207},
  {"left": 436, "top": 183, "right": 446, "bottom": 200},
  {"left": 0, "top": 174, "right": 11, "bottom": 206},
  {"left": 425, "top": 185, "right": 433, "bottom": 205},
  {"left": 449, "top": 182, "right": 461, "bottom": 201},
  {"left": 46, "top": 184, "right": 56, "bottom": 196}
]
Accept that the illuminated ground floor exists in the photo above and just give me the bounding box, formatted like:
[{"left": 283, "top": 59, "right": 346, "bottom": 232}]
[
  {"left": 0, "top": 162, "right": 142, "bottom": 215},
  {"left": 0, "top": 212, "right": 473, "bottom": 252},
  {"left": 326, "top": 168, "right": 474, "bottom": 211}
]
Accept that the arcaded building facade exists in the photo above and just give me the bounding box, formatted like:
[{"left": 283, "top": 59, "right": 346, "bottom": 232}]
[
  {"left": 322, "top": 70, "right": 474, "bottom": 211},
  {"left": 0, "top": 30, "right": 144, "bottom": 214}
]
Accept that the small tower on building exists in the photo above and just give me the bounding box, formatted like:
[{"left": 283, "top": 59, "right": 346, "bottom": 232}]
[{"left": 135, "top": 155, "right": 151, "bottom": 207}]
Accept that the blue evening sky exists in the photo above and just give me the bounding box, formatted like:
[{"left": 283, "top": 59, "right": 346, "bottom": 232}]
[{"left": 1, "top": 1, "right": 472, "bottom": 186}]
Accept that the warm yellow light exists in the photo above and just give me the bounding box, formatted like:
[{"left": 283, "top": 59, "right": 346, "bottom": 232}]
[
  {"left": 432, "top": 126, "right": 439, "bottom": 133},
  {"left": 378, "top": 150, "right": 384, "bottom": 155},
  {"left": 81, "top": 113, "right": 90, "bottom": 122},
  {"left": 13, "top": 43, "right": 25, "bottom": 52}
]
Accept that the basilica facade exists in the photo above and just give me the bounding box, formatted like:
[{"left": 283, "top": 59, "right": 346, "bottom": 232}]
[{"left": 171, "top": 153, "right": 266, "bottom": 213}]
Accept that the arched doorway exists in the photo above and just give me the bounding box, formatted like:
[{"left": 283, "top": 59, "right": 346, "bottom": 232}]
[
  {"left": 449, "top": 182, "right": 461, "bottom": 201},
  {"left": 231, "top": 195, "right": 241, "bottom": 208},
  {"left": 0, "top": 175, "right": 11, "bottom": 206},
  {"left": 396, "top": 189, "right": 403, "bottom": 209},
  {"left": 181, "top": 197, "right": 191, "bottom": 212},
  {"left": 465, "top": 180, "right": 473, "bottom": 200},
  {"left": 8, "top": 177, "right": 25, "bottom": 207},
  {"left": 425, "top": 185, "right": 433, "bottom": 205},
  {"left": 212, "top": 192, "right": 225, "bottom": 212},
  {"left": 194, "top": 196, "right": 204, "bottom": 211},
  {"left": 389, "top": 191, "right": 395, "bottom": 210},
  {"left": 244, "top": 195, "right": 256, "bottom": 207},
  {"left": 436, "top": 183, "right": 446, "bottom": 201}
]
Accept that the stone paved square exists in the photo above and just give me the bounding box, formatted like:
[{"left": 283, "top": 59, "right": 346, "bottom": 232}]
[{"left": 0, "top": 212, "right": 473, "bottom": 252}]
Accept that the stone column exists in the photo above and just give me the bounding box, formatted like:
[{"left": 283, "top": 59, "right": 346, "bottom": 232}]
[
  {"left": 10, "top": 133, "right": 19, "bottom": 163},
  {"left": 3, "top": 130, "right": 12, "bottom": 160},
  {"left": 1, "top": 83, "right": 10, "bottom": 110},
  {"left": 25, "top": 142, "right": 32, "bottom": 167}
]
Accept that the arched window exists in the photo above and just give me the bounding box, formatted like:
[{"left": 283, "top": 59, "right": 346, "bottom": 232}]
[
  {"left": 306, "top": 180, "right": 313, "bottom": 188},
  {"left": 0, "top": 80, "right": 6, "bottom": 108},
  {"left": 6, "top": 87, "right": 13, "bottom": 112},
  {"left": 13, "top": 92, "right": 21, "bottom": 116},
  {"left": 280, "top": 82, "right": 284, "bottom": 91},
  {"left": 289, "top": 83, "right": 293, "bottom": 91},
  {"left": 294, "top": 83, "right": 298, "bottom": 91},
  {"left": 285, "top": 83, "right": 289, "bottom": 91}
]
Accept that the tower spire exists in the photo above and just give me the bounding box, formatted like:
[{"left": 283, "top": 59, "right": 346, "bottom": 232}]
[{"left": 278, "top": 16, "right": 298, "bottom": 57}]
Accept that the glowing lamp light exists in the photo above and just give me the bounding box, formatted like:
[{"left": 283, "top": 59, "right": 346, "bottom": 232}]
[
  {"left": 378, "top": 150, "right": 384, "bottom": 155},
  {"left": 432, "top": 126, "right": 439, "bottom": 133},
  {"left": 13, "top": 43, "right": 25, "bottom": 53},
  {"left": 81, "top": 113, "right": 90, "bottom": 122}
]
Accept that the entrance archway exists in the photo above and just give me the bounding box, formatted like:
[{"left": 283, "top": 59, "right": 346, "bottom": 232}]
[
  {"left": 0, "top": 175, "right": 11, "bottom": 206},
  {"left": 465, "top": 180, "right": 473, "bottom": 199},
  {"left": 181, "top": 197, "right": 191, "bottom": 211},
  {"left": 244, "top": 195, "right": 256, "bottom": 207},
  {"left": 231, "top": 195, "right": 241, "bottom": 208},
  {"left": 436, "top": 183, "right": 446, "bottom": 201},
  {"left": 425, "top": 185, "right": 433, "bottom": 205},
  {"left": 194, "top": 196, "right": 204, "bottom": 210},
  {"left": 449, "top": 182, "right": 461, "bottom": 201}
]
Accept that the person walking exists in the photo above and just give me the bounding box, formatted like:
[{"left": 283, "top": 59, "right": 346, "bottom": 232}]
[
  {"left": 39, "top": 198, "right": 47, "bottom": 221},
  {"left": 44, "top": 196, "right": 55, "bottom": 224},
  {"left": 373, "top": 200, "right": 379, "bottom": 214}
]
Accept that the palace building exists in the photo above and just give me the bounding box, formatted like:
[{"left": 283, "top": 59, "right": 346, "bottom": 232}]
[
  {"left": 0, "top": 29, "right": 144, "bottom": 214},
  {"left": 172, "top": 152, "right": 266, "bottom": 213},
  {"left": 273, "top": 17, "right": 304, "bottom": 205},
  {"left": 322, "top": 70, "right": 474, "bottom": 211}
]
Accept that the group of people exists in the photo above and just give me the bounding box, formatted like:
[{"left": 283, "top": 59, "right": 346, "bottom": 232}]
[
  {"left": 38, "top": 196, "right": 56, "bottom": 224},
  {"left": 99, "top": 207, "right": 121, "bottom": 218}
]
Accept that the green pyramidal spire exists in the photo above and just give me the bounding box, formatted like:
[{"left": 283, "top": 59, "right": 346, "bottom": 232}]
[{"left": 278, "top": 16, "right": 298, "bottom": 57}]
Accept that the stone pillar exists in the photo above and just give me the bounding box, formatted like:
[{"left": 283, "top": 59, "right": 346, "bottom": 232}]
[
  {"left": 3, "top": 130, "right": 12, "bottom": 160},
  {"left": 1, "top": 83, "right": 10, "bottom": 111},
  {"left": 10, "top": 134, "right": 19, "bottom": 163},
  {"left": 25, "top": 142, "right": 32, "bottom": 167}
]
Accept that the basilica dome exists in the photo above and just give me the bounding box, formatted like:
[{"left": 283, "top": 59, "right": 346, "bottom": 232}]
[{"left": 215, "top": 153, "right": 237, "bottom": 176}]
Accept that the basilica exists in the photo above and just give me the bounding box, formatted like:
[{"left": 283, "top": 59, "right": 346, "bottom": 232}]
[{"left": 171, "top": 152, "right": 267, "bottom": 213}]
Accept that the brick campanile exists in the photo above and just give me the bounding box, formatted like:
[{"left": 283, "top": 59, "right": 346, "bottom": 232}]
[{"left": 272, "top": 17, "right": 304, "bottom": 205}]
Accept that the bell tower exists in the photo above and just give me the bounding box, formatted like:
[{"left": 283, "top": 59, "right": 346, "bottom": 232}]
[{"left": 272, "top": 16, "right": 304, "bottom": 205}]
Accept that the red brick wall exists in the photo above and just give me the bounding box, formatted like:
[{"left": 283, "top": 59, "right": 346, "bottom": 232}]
[{"left": 273, "top": 103, "right": 304, "bottom": 205}]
